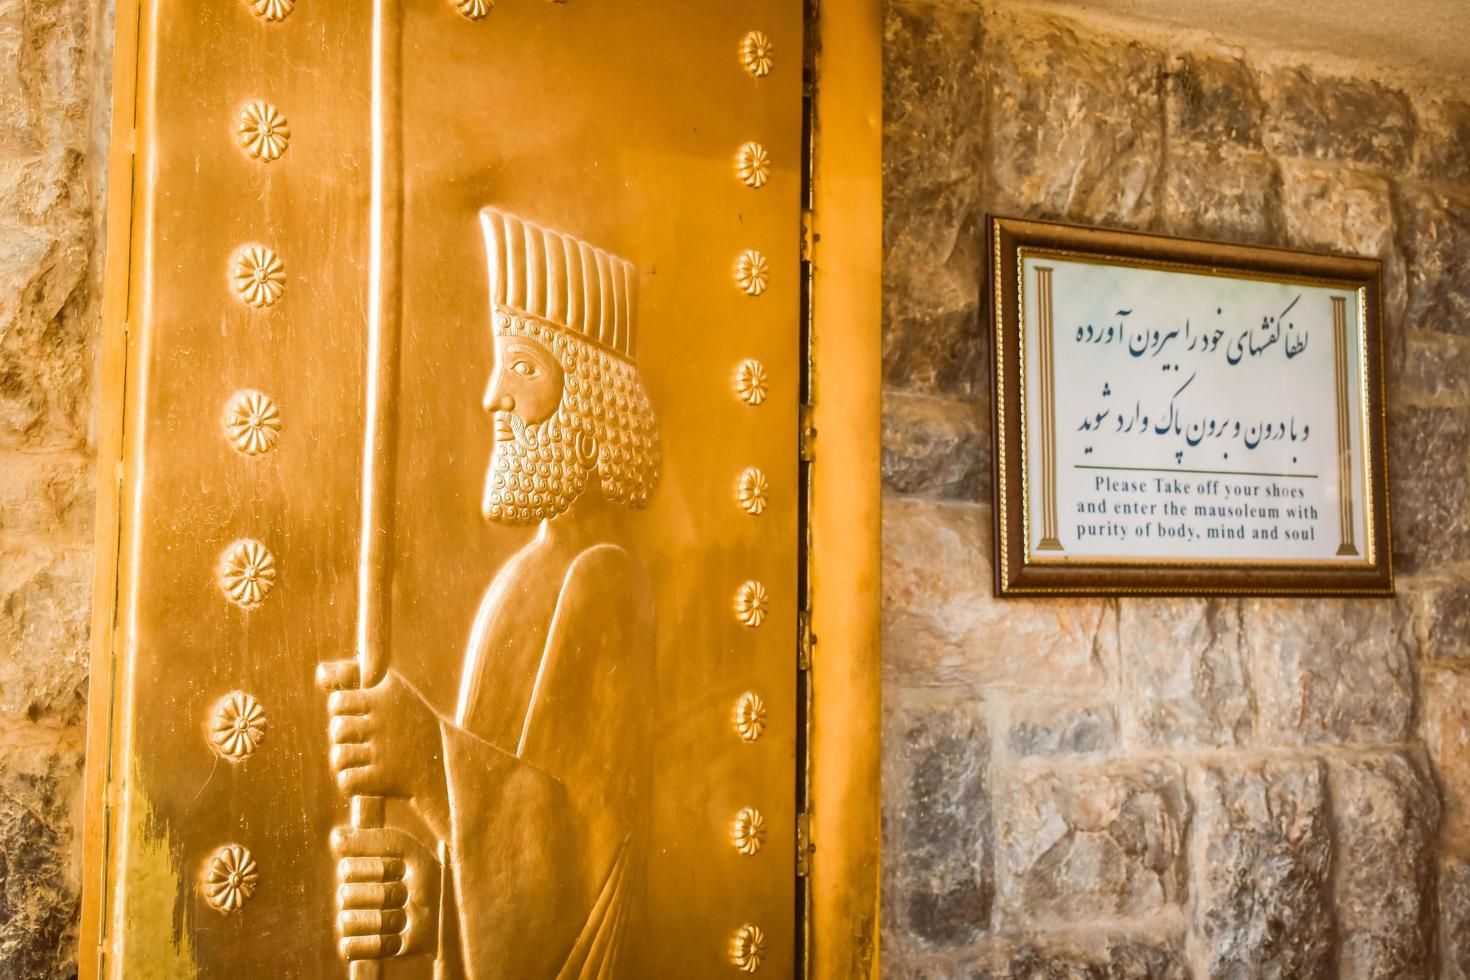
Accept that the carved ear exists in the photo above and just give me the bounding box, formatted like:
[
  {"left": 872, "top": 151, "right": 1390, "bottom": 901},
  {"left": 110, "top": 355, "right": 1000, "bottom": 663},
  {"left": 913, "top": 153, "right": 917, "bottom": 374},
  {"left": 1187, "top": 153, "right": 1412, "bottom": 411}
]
[{"left": 575, "top": 429, "right": 598, "bottom": 469}]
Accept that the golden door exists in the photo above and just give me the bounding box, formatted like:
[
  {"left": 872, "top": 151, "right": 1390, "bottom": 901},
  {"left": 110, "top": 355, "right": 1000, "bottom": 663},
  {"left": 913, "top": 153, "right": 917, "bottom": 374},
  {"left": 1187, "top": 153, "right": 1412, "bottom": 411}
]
[{"left": 77, "top": 1, "right": 885, "bottom": 976}]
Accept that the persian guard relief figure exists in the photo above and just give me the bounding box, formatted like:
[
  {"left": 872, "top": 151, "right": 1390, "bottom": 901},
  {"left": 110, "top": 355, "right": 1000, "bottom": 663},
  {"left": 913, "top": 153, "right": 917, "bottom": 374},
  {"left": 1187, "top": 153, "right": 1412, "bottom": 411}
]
[{"left": 318, "top": 209, "right": 660, "bottom": 978}]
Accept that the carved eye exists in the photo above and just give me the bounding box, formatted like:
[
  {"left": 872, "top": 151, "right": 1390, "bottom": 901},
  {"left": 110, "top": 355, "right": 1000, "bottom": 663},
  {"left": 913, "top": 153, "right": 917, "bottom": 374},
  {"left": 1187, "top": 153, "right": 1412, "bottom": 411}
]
[{"left": 511, "top": 360, "right": 537, "bottom": 377}]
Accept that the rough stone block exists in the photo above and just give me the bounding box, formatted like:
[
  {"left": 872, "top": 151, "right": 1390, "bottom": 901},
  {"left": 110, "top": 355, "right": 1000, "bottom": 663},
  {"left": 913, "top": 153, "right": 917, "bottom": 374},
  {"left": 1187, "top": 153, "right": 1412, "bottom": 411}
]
[
  {"left": 1165, "top": 51, "right": 1264, "bottom": 147},
  {"left": 1329, "top": 752, "right": 1439, "bottom": 980},
  {"left": 963, "top": 936, "right": 1190, "bottom": 979},
  {"left": 1189, "top": 761, "right": 1334, "bottom": 979},
  {"left": 888, "top": 695, "right": 994, "bottom": 949},
  {"left": 1387, "top": 406, "right": 1470, "bottom": 573},
  {"left": 1443, "top": 858, "right": 1470, "bottom": 980},
  {"left": 1261, "top": 68, "right": 1416, "bottom": 170},
  {"left": 887, "top": 956, "right": 960, "bottom": 980},
  {"left": 1413, "top": 95, "right": 1470, "bottom": 186},
  {"left": 1278, "top": 160, "right": 1406, "bottom": 325},
  {"left": 0, "top": 0, "right": 93, "bottom": 156},
  {"left": 1422, "top": 666, "right": 1470, "bottom": 851},
  {"left": 0, "top": 733, "right": 84, "bottom": 980},
  {"left": 1160, "top": 142, "right": 1281, "bottom": 245},
  {"left": 882, "top": 498, "right": 1115, "bottom": 690},
  {"left": 883, "top": 301, "right": 988, "bottom": 400},
  {"left": 882, "top": 688, "right": 905, "bottom": 954},
  {"left": 1004, "top": 696, "right": 1117, "bottom": 758},
  {"left": 1413, "top": 575, "right": 1470, "bottom": 661},
  {"left": 884, "top": 0, "right": 987, "bottom": 397},
  {"left": 1119, "top": 598, "right": 1254, "bottom": 748},
  {"left": 1245, "top": 597, "right": 1414, "bottom": 745},
  {"left": 0, "top": 0, "right": 97, "bottom": 451},
  {"left": 995, "top": 761, "right": 1189, "bottom": 925},
  {"left": 1396, "top": 184, "right": 1470, "bottom": 338},
  {"left": 0, "top": 0, "right": 97, "bottom": 447},
  {"left": 0, "top": 544, "right": 91, "bottom": 726},
  {"left": 0, "top": 451, "right": 93, "bottom": 535},
  {"left": 1389, "top": 329, "right": 1470, "bottom": 405},
  {"left": 983, "top": 11, "right": 1164, "bottom": 230},
  {"left": 882, "top": 391, "right": 989, "bottom": 502},
  {"left": 884, "top": 0, "right": 986, "bottom": 215},
  {"left": 0, "top": 226, "right": 93, "bottom": 449},
  {"left": 1279, "top": 160, "right": 1395, "bottom": 252}
]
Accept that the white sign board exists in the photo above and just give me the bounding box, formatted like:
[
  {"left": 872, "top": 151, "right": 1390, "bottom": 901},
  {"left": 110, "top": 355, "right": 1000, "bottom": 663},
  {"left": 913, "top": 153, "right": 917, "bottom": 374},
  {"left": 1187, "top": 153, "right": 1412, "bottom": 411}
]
[{"left": 1020, "top": 253, "right": 1372, "bottom": 566}]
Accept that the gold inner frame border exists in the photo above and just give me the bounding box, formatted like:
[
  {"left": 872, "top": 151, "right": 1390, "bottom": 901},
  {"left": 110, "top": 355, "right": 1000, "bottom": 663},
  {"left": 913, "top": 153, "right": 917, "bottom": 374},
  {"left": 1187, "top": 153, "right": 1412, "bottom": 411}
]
[{"left": 1014, "top": 246, "right": 1376, "bottom": 570}]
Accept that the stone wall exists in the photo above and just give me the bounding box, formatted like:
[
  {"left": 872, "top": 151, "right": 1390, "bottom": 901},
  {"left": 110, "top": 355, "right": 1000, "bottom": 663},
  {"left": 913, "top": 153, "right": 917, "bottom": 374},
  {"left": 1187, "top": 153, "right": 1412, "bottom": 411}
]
[
  {"left": 883, "top": 2, "right": 1470, "bottom": 978},
  {"left": 0, "top": 0, "right": 110, "bottom": 977}
]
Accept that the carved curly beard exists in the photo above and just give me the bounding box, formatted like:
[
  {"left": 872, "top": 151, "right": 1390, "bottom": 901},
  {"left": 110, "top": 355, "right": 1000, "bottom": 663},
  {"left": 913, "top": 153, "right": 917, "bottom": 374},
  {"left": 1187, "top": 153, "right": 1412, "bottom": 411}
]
[{"left": 482, "top": 409, "right": 590, "bottom": 525}]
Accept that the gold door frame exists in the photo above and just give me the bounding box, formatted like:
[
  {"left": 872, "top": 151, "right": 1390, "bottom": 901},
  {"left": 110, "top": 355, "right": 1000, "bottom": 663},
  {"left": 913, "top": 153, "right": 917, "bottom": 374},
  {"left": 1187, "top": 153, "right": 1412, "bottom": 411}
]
[
  {"left": 79, "top": 2, "right": 880, "bottom": 977},
  {"left": 805, "top": 1, "right": 882, "bottom": 976}
]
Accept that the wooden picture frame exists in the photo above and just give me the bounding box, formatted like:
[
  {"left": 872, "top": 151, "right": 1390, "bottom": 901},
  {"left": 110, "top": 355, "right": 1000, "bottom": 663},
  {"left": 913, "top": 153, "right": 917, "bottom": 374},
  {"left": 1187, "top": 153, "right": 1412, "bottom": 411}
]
[{"left": 989, "top": 216, "right": 1392, "bottom": 597}]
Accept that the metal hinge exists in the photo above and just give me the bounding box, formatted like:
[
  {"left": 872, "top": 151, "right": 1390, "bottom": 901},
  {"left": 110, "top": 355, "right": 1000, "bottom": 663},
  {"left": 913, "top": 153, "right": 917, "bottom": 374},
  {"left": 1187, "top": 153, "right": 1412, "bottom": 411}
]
[
  {"left": 796, "top": 812, "right": 813, "bottom": 877},
  {"left": 798, "top": 611, "right": 815, "bottom": 670},
  {"left": 800, "top": 405, "right": 816, "bottom": 461}
]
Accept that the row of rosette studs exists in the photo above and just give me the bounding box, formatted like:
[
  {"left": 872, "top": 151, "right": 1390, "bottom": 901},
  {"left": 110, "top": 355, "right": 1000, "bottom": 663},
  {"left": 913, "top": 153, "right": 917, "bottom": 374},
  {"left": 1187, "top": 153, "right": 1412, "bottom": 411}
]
[{"left": 725, "top": 25, "right": 779, "bottom": 978}]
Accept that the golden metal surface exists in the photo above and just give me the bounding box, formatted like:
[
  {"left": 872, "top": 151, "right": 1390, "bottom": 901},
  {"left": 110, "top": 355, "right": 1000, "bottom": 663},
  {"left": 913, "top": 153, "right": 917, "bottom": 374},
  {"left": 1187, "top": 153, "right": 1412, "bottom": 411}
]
[
  {"left": 76, "top": 1, "right": 892, "bottom": 977},
  {"left": 807, "top": 0, "right": 883, "bottom": 976}
]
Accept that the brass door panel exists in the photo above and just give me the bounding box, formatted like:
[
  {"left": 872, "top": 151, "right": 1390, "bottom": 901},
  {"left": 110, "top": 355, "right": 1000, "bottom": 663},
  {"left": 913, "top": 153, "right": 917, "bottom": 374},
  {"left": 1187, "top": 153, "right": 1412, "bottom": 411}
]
[{"left": 86, "top": 2, "right": 811, "bottom": 976}]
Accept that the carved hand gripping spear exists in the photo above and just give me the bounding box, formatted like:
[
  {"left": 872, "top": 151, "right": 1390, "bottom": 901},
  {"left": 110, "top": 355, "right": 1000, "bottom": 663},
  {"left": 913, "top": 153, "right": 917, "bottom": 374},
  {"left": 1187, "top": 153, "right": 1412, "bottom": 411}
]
[{"left": 333, "top": 2, "right": 402, "bottom": 977}]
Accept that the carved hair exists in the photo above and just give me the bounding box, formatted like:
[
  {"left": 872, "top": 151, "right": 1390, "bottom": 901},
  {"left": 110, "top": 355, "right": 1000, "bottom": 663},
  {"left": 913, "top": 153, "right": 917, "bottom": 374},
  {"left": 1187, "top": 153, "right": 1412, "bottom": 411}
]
[{"left": 501, "top": 313, "right": 660, "bottom": 509}]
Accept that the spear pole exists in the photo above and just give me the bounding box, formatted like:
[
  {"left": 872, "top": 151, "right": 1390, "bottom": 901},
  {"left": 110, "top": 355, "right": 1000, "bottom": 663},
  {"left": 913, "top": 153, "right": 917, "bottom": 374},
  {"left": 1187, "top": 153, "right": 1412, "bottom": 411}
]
[{"left": 351, "top": 0, "right": 403, "bottom": 976}]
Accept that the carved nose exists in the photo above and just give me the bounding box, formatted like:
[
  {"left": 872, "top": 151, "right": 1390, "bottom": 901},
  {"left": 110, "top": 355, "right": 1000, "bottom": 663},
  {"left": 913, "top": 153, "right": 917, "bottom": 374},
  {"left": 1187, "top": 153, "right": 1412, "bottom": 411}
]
[{"left": 491, "top": 393, "right": 515, "bottom": 412}]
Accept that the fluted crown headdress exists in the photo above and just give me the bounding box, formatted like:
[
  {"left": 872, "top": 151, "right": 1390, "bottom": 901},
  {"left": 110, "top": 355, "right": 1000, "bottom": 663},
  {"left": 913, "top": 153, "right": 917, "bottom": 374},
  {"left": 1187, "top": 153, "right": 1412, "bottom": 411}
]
[{"left": 479, "top": 207, "right": 639, "bottom": 361}]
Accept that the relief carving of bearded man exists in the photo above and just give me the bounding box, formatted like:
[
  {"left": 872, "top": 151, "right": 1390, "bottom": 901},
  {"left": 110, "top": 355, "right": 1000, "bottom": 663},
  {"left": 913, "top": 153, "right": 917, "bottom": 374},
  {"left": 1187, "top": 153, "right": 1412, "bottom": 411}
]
[{"left": 317, "top": 209, "right": 660, "bottom": 978}]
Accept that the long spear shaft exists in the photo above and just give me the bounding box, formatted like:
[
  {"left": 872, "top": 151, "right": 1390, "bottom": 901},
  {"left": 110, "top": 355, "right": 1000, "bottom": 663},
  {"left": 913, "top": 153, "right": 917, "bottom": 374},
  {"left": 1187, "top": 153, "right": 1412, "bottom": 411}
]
[{"left": 351, "top": 0, "right": 403, "bottom": 976}]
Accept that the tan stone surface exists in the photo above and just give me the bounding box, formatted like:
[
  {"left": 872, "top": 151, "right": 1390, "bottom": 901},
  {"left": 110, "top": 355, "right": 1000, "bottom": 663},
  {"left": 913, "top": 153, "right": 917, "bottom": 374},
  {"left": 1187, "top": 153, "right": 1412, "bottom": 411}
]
[
  {"left": 883, "top": 0, "right": 987, "bottom": 398},
  {"left": 1397, "top": 184, "right": 1470, "bottom": 337},
  {"left": 1261, "top": 67, "right": 1417, "bottom": 170},
  {"left": 887, "top": 692, "right": 995, "bottom": 950},
  {"left": 0, "top": 0, "right": 107, "bottom": 975},
  {"left": 1118, "top": 597, "right": 1254, "bottom": 748},
  {"left": 1413, "top": 95, "right": 1470, "bottom": 186},
  {"left": 1278, "top": 158, "right": 1408, "bottom": 323},
  {"left": 1330, "top": 752, "right": 1440, "bottom": 980},
  {"left": 1164, "top": 51, "right": 1264, "bottom": 147},
  {"left": 0, "top": 451, "right": 93, "bottom": 534},
  {"left": 0, "top": 731, "right": 85, "bottom": 980},
  {"left": 882, "top": 390, "right": 989, "bottom": 502},
  {"left": 1244, "top": 597, "right": 1415, "bottom": 745},
  {"left": 1187, "top": 760, "right": 1334, "bottom": 979},
  {"left": 883, "top": 497, "right": 1116, "bottom": 690},
  {"left": 1424, "top": 665, "right": 1470, "bottom": 854},
  {"left": 983, "top": 9, "right": 1163, "bottom": 230},
  {"left": 1443, "top": 858, "right": 1470, "bottom": 980},
  {"left": 993, "top": 760, "right": 1190, "bottom": 926},
  {"left": 0, "top": 543, "right": 91, "bottom": 727},
  {"left": 1159, "top": 142, "right": 1281, "bottom": 245},
  {"left": 0, "top": 0, "right": 98, "bottom": 451}
]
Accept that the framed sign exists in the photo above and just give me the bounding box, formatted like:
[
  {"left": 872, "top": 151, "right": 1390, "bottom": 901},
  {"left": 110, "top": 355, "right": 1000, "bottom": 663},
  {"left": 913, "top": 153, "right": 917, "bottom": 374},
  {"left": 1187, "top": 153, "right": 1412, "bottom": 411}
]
[{"left": 989, "top": 216, "right": 1391, "bottom": 596}]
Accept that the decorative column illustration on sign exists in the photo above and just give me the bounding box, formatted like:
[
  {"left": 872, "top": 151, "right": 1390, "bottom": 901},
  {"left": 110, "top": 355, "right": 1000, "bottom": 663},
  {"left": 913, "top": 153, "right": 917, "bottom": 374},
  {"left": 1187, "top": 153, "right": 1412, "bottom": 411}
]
[
  {"left": 1332, "top": 295, "right": 1358, "bottom": 557},
  {"left": 1023, "top": 254, "right": 1371, "bottom": 565},
  {"left": 1034, "top": 266, "right": 1063, "bottom": 551}
]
